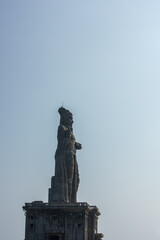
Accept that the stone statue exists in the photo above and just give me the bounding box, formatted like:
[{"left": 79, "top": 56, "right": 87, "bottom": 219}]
[
  {"left": 24, "top": 107, "right": 104, "bottom": 240},
  {"left": 50, "top": 107, "right": 82, "bottom": 203}
]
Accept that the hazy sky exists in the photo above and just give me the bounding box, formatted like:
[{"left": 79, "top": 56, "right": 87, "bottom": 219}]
[{"left": 1, "top": 1, "right": 160, "bottom": 239}]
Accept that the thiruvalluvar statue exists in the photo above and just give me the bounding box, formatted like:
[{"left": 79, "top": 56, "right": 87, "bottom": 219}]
[{"left": 51, "top": 107, "right": 82, "bottom": 203}]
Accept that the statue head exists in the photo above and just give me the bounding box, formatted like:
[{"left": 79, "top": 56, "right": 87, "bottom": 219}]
[{"left": 58, "top": 107, "right": 73, "bottom": 127}]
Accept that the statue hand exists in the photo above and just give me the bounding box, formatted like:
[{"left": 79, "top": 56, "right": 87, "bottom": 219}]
[{"left": 75, "top": 142, "right": 82, "bottom": 150}]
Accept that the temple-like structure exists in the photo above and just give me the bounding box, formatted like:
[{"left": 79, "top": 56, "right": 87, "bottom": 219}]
[{"left": 23, "top": 107, "right": 103, "bottom": 240}]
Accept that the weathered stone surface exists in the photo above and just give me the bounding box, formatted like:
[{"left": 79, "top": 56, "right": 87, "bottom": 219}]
[
  {"left": 49, "top": 107, "right": 82, "bottom": 203},
  {"left": 23, "top": 202, "right": 103, "bottom": 240}
]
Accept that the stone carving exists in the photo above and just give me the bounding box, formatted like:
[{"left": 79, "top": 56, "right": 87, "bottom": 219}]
[
  {"left": 23, "top": 107, "right": 104, "bottom": 240},
  {"left": 51, "top": 107, "right": 82, "bottom": 203}
]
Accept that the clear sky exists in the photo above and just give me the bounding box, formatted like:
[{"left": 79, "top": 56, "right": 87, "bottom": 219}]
[{"left": 1, "top": 0, "right": 160, "bottom": 239}]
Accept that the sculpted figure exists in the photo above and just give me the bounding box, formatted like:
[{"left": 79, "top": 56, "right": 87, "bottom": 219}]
[{"left": 54, "top": 107, "right": 82, "bottom": 203}]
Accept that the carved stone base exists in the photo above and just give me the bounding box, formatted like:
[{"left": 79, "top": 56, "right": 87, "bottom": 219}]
[{"left": 23, "top": 201, "right": 103, "bottom": 240}]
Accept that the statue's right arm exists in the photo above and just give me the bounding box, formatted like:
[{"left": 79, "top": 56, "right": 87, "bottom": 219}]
[
  {"left": 57, "top": 125, "right": 65, "bottom": 143},
  {"left": 57, "top": 125, "right": 70, "bottom": 147}
]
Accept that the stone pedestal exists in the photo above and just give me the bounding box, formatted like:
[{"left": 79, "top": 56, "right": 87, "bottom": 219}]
[{"left": 23, "top": 201, "right": 103, "bottom": 240}]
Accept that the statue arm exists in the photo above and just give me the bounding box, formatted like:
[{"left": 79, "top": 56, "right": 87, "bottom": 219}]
[
  {"left": 57, "top": 125, "right": 70, "bottom": 145},
  {"left": 57, "top": 125, "right": 65, "bottom": 143}
]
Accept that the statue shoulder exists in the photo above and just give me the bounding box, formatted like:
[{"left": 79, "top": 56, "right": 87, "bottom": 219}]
[
  {"left": 58, "top": 125, "right": 67, "bottom": 132},
  {"left": 57, "top": 125, "right": 68, "bottom": 137}
]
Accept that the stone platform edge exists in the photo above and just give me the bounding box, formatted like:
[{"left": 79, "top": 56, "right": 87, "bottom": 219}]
[{"left": 23, "top": 201, "right": 101, "bottom": 215}]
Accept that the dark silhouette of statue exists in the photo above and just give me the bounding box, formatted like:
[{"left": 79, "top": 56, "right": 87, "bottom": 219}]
[
  {"left": 49, "top": 107, "right": 82, "bottom": 203},
  {"left": 24, "top": 107, "right": 104, "bottom": 240}
]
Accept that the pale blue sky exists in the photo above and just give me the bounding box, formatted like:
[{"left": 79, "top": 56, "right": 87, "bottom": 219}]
[{"left": 1, "top": 1, "right": 160, "bottom": 239}]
